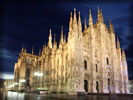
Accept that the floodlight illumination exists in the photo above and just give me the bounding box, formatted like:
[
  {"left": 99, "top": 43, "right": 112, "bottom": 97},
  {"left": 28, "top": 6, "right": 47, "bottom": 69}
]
[
  {"left": 20, "top": 79, "right": 26, "bottom": 82},
  {"left": 34, "top": 72, "right": 39, "bottom": 76},
  {"left": 34, "top": 72, "right": 43, "bottom": 77},
  {"left": 38, "top": 73, "right": 43, "bottom": 76},
  {"left": 14, "top": 83, "right": 18, "bottom": 85},
  {"left": 7, "top": 84, "right": 15, "bottom": 88}
]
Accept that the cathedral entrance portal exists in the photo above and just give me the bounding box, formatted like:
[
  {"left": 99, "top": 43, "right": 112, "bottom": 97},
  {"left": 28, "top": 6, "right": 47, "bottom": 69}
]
[
  {"left": 84, "top": 80, "right": 88, "bottom": 92},
  {"left": 108, "top": 78, "right": 110, "bottom": 93},
  {"left": 96, "top": 81, "right": 99, "bottom": 93}
]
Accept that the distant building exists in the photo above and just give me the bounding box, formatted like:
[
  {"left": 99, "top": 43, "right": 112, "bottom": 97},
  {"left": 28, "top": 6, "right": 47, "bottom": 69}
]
[{"left": 14, "top": 8, "right": 129, "bottom": 95}]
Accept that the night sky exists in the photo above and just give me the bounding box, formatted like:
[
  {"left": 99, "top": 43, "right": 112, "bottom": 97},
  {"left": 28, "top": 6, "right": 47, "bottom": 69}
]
[{"left": 0, "top": 1, "right": 133, "bottom": 80}]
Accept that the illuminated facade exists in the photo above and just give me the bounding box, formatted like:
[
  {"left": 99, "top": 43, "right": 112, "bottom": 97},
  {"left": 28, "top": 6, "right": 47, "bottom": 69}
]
[{"left": 14, "top": 8, "right": 129, "bottom": 94}]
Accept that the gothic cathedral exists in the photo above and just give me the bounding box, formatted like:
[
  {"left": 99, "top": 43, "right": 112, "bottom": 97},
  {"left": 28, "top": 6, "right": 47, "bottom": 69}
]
[{"left": 14, "top": 8, "right": 129, "bottom": 95}]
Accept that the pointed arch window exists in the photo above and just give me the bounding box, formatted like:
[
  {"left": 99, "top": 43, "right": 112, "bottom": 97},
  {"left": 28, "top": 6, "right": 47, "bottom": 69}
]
[
  {"left": 96, "top": 81, "right": 99, "bottom": 93},
  {"left": 96, "top": 64, "right": 98, "bottom": 72},
  {"left": 106, "top": 58, "right": 109, "bottom": 65},
  {"left": 84, "top": 60, "right": 87, "bottom": 70}
]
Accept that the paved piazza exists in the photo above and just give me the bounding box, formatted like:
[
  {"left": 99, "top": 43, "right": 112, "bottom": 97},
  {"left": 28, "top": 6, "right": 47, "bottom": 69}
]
[{"left": 0, "top": 91, "right": 132, "bottom": 100}]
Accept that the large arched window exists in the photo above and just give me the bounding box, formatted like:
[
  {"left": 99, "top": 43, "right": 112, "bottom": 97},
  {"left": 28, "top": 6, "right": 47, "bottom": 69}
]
[
  {"left": 106, "top": 58, "right": 109, "bottom": 65},
  {"left": 96, "top": 64, "right": 98, "bottom": 72},
  {"left": 84, "top": 60, "right": 87, "bottom": 70}
]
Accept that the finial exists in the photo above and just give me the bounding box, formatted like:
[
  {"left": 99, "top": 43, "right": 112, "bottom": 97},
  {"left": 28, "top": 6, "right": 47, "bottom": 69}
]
[
  {"left": 122, "top": 49, "right": 126, "bottom": 59},
  {"left": 84, "top": 17, "right": 87, "bottom": 29},
  {"left": 32, "top": 46, "right": 34, "bottom": 54},
  {"left": 97, "top": 6, "right": 100, "bottom": 23},
  {"left": 49, "top": 28, "right": 52, "bottom": 36},
  {"left": 79, "top": 11, "right": 80, "bottom": 16},
  {"left": 100, "top": 9, "right": 103, "bottom": 23},
  {"left": 117, "top": 35, "right": 120, "bottom": 48},
  {"left": 53, "top": 33, "right": 57, "bottom": 49},
  {"left": 21, "top": 44, "right": 24, "bottom": 52},
  {"left": 73, "top": 8, "right": 77, "bottom": 23},
  {"left": 61, "top": 25, "right": 63, "bottom": 34},
  {"left": 109, "top": 19, "right": 114, "bottom": 33},
  {"left": 64, "top": 34, "right": 66, "bottom": 43},
  {"left": 69, "top": 11, "right": 73, "bottom": 32},
  {"left": 48, "top": 28, "right": 52, "bottom": 48},
  {"left": 78, "top": 11, "right": 82, "bottom": 31},
  {"left": 78, "top": 11, "right": 81, "bottom": 21},
  {"left": 70, "top": 11, "right": 72, "bottom": 17},
  {"left": 74, "top": 8, "right": 76, "bottom": 13},
  {"left": 98, "top": 6, "right": 100, "bottom": 13},
  {"left": 89, "top": 9, "right": 93, "bottom": 27},
  {"left": 61, "top": 25, "right": 64, "bottom": 43},
  {"left": 89, "top": 9, "right": 91, "bottom": 14}
]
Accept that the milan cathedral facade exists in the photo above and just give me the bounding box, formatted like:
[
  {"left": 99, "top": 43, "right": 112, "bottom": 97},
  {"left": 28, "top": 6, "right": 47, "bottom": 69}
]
[{"left": 14, "top": 8, "right": 129, "bottom": 95}]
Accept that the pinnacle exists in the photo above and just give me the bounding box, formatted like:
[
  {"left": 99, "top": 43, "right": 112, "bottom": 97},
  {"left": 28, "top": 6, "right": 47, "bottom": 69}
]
[
  {"left": 78, "top": 11, "right": 80, "bottom": 16},
  {"left": 74, "top": 8, "right": 76, "bottom": 12},
  {"left": 84, "top": 17, "right": 87, "bottom": 29}
]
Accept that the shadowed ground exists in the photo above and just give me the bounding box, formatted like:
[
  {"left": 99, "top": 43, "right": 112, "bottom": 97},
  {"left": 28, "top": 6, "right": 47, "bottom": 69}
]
[{"left": 0, "top": 91, "right": 133, "bottom": 100}]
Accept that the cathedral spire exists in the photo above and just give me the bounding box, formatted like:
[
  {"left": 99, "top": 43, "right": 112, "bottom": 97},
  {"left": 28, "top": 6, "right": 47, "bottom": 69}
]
[
  {"left": 39, "top": 49, "right": 41, "bottom": 56},
  {"left": 24, "top": 44, "right": 27, "bottom": 52},
  {"left": 78, "top": 11, "right": 82, "bottom": 32},
  {"left": 72, "top": 8, "right": 77, "bottom": 31},
  {"left": 60, "top": 25, "right": 64, "bottom": 43},
  {"left": 69, "top": 12, "right": 73, "bottom": 32},
  {"left": 89, "top": 9, "right": 93, "bottom": 27},
  {"left": 53, "top": 33, "right": 57, "bottom": 49},
  {"left": 109, "top": 20, "right": 114, "bottom": 33},
  {"left": 122, "top": 49, "right": 126, "bottom": 60},
  {"left": 48, "top": 28, "right": 52, "bottom": 48},
  {"left": 59, "top": 26, "right": 64, "bottom": 49},
  {"left": 21, "top": 44, "right": 24, "bottom": 52},
  {"left": 100, "top": 9, "right": 104, "bottom": 23},
  {"left": 73, "top": 8, "right": 77, "bottom": 23},
  {"left": 117, "top": 36, "right": 120, "bottom": 49},
  {"left": 32, "top": 46, "right": 34, "bottom": 54},
  {"left": 84, "top": 17, "right": 87, "bottom": 29},
  {"left": 64, "top": 34, "right": 66, "bottom": 43},
  {"left": 97, "top": 6, "right": 100, "bottom": 23}
]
